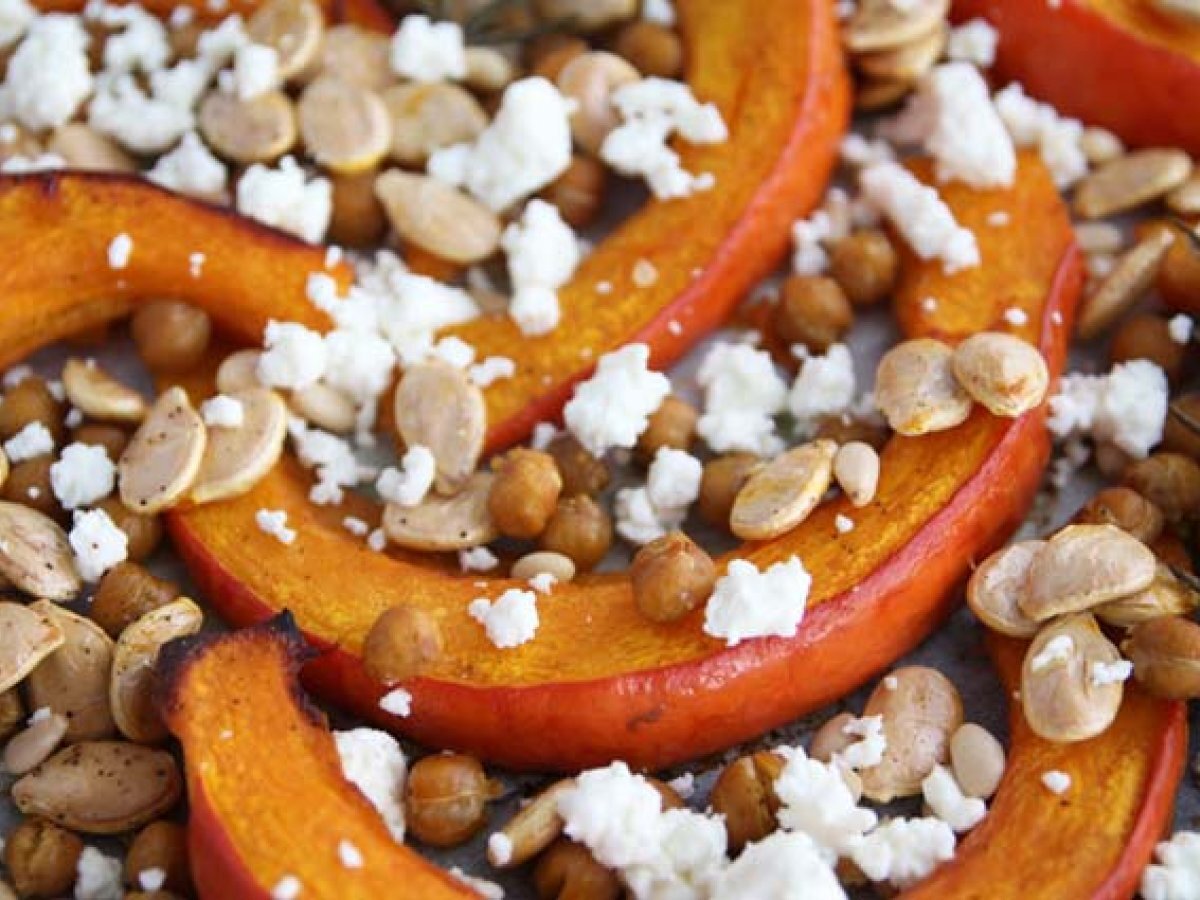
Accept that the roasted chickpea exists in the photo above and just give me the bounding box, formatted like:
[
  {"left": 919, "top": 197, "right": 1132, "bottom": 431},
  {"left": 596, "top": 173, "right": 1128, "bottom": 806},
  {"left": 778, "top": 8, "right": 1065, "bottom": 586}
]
[
  {"left": 613, "top": 20, "right": 683, "bottom": 78},
  {"left": 710, "top": 752, "right": 785, "bottom": 853},
  {"left": 631, "top": 531, "right": 716, "bottom": 623},
  {"left": 4, "top": 818, "right": 84, "bottom": 899},
  {"left": 328, "top": 170, "right": 389, "bottom": 248},
  {"left": 828, "top": 229, "right": 899, "bottom": 307},
  {"left": 697, "top": 453, "right": 759, "bottom": 528},
  {"left": 1124, "top": 453, "right": 1200, "bottom": 522},
  {"left": 1158, "top": 231, "right": 1200, "bottom": 316},
  {"left": 532, "top": 839, "right": 621, "bottom": 900},
  {"left": 1109, "top": 313, "right": 1187, "bottom": 383},
  {"left": 546, "top": 434, "right": 610, "bottom": 497},
  {"left": 124, "top": 822, "right": 190, "bottom": 895},
  {"left": 636, "top": 395, "right": 698, "bottom": 464},
  {"left": 71, "top": 424, "right": 129, "bottom": 462},
  {"left": 130, "top": 301, "right": 212, "bottom": 374},
  {"left": 405, "top": 753, "right": 491, "bottom": 847},
  {"left": 527, "top": 35, "right": 587, "bottom": 81},
  {"left": 772, "top": 276, "right": 854, "bottom": 352},
  {"left": 1074, "top": 486, "right": 1165, "bottom": 544},
  {"left": 1164, "top": 393, "right": 1200, "bottom": 460},
  {"left": 2, "top": 458, "right": 65, "bottom": 523},
  {"left": 540, "top": 495, "right": 613, "bottom": 571},
  {"left": 0, "top": 377, "right": 65, "bottom": 444},
  {"left": 540, "top": 155, "right": 607, "bottom": 229},
  {"left": 362, "top": 603, "right": 443, "bottom": 684},
  {"left": 488, "top": 449, "right": 563, "bottom": 540},
  {"left": 89, "top": 562, "right": 180, "bottom": 639},
  {"left": 93, "top": 497, "right": 163, "bottom": 562}
]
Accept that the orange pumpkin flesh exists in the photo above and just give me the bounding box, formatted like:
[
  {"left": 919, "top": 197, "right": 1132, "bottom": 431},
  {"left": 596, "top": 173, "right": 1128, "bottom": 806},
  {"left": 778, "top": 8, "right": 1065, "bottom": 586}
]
[{"left": 167, "top": 154, "right": 1085, "bottom": 771}]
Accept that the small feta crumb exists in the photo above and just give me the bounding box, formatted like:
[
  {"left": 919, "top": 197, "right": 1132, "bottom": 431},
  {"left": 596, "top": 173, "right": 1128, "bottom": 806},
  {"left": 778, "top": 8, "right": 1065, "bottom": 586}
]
[
  {"left": 376, "top": 445, "right": 436, "bottom": 508},
  {"left": 946, "top": 18, "right": 998, "bottom": 68},
  {"left": 596, "top": 280, "right": 613, "bottom": 295},
  {"left": 788, "top": 343, "right": 857, "bottom": 426},
  {"left": 835, "top": 514, "right": 855, "bottom": 534},
  {"left": 712, "top": 831, "right": 844, "bottom": 900},
  {"left": 922, "top": 765, "right": 987, "bottom": 833},
  {"left": 503, "top": 199, "right": 579, "bottom": 336},
  {"left": 334, "top": 728, "right": 407, "bottom": 841},
  {"left": 646, "top": 447, "right": 703, "bottom": 510},
  {"left": 1, "top": 15, "right": 93, "bottom": 131},
  {"left": 88, "top": 73, "right": 193, "bottom": 155},
  {"left": 429, "top": 336, "right": 476, "bottom": 369},
  {"left": 469, "top": 589, "right": 539, "bottom": 649},
  {"left": 994, "top": 82, "right": 1088, "bottom": 189},
  {"left": 564, "top": 344, "right": 670, "bottom": 456},
  {"left": 379, "top": 687, "right": 412, "bottom": 718},
  {"left": 148, "top": 130, "right": 229, "bottom": 200},
  {"left": 632, "top": 258, "right": 658, "bottom": 287},
  {"left": 459, "top": 546, "right": 499, "bottom": 572},
  {"left": 469, "top": 356, "right": 516, "bottom": 388},
  {"left": 1141, "top": 831, "right": 1200, "bottom": 900},
  {"left": 201, "top": 394, "right": 245, "bottom": 428},
  {"left": 529, "top": 572, "right": 556, "bottom": 594},
  {"left": 137, "top": 868, "right": 166, "bottom": 892},
  {"left": 667, "top": 772, "right": 695, "bottom": 799},
  {"left": 1169, "top": 314, "right": 1193, "bottom": 345},
  {"left": 4, "top": 421, "right": 53, "bottom": 463},
  {"left": 258, "top": 320, "right": 328, "bottom": 391},
  {"left": 773, "top": 746, "right": 877, "bottom": 861},
  {"left": 449, "top": 869, "right": 506, "bottom": 900},
  {"left": 836, "top": 715, "right": 887, "bottom": 770},
  {"left": 1048, "top": 359, "right": 1169, "bottom": 458},
  {"left": 1004, "top": 307, "right": 1028, "bottom": 326},
  {"left": 851, "top": 817, "right": 956, "bottom": 890},
  {"left": 696, "top": 342, "right": 788, "bottom": 455},
  {"left": 0, "top": 0, "right": 34, "bottom": 49},
  {"left": 987, "top": 210, "right": 1010, "bottom": 227},
  {"left": 367, "top": 528, "right": 387, "bottom": 551},
  {"left": 643, "top": 0, "right": 675, "bottom": 24},
  {"left": 1030, "top": 634, "right": 1074, "bottom": 672},
  {"left": 1041, "top": 770, "right": 1071, "bottom": 795},
  {"left": 271, "top": 875, "right": 302, "bottom": 900},
  {"left": 488, "top": 833, "right": 514, "bottom": 867},
  {"left": 256, "top": 508, "right": 296, "bottom": 545},
  {"left": 343, "top": 516, "right": 369, "bottom": 537},
  {"left": 190, "top": 252, "right": 206, "bottom": 278},
  {"left": 107, "top": 233, "right": 133, "bottom": 270},
  {"left": 337, "top": 840, "right": 363, "bottom": 870},
  {"left": 389, "top": 14, "right": 465, "bottom": 82},
  {"left": 1091, "top": 659, "right": 1133, "bottom": 686},
  {"left": 615, "top": 485, "right": 684, "bottom": 545},
  {"left": 74, "top": 847, "right": 123, "bottom": 900},
  {"left": 69, "top": 508, "right": 128, "bottom": 582},
  {"left": 237, "top": 156, "right": 332, "bottom": 243},
  {"left": 50, "top": 442, "right": 116, "bottom": 510},
  {"left": 703, "top": 557, "right": 813, "bottom": 646},
  {"left": 225, "top": 42, "right": 279, "bottom": 100}
]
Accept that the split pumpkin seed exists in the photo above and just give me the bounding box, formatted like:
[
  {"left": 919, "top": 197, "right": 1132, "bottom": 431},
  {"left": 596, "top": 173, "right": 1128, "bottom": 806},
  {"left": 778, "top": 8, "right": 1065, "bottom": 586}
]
[
  {"left": 855, "top": 22, "right": 946, "bottom": 81},
  {"left": 0, "top": 602, "right": 65, "bottom": 694},
  {"left": 382, "top": 82, "right": 488, "bottom": 167},
  {"left": 191, "top": 387, "right": 288, "bottom": 505},
  {"left": 1074, "top": 149, "right": 1193, "bottom": 220},
  {"left": 1077, "top": 227, "right": 1175, "bottom": 339},
  {"left": 1166, "top": 173, "right": 1200, "bottom": 216},
  {"left": 488, "top": 779, "right": 575, "bottom": 869},
  {"left": 833, "top": 441, "right": 879, "bottom": 508},
  {"left": 298, "top": 76, "right": 391, "bottom": 175},
  {"left": 307, "top": 25, "right": 393, "bottom": 93},
  {"left": 965, "top": 541, "right": 1043, "bottom": 639},
  {"left": 215, "top": 350, "right": 262, "bottom": 395},
  {"left": 26, "top": 601, "right": 116, "bottom": 743},
  {"left": 843, "top": 0, "right": 949, "bottom": 53},
  {"left": 61, "top": 358, "right": 147, "bottom": 424},
  {"left": 247, "top": 0, "right": 324, "bottom": 80},
  {"left": 383, "top": 472, "right": 499, "bottom": 552},
  {"left": 729, "top": 439, "right": 837, "bottom": 540},
  {"left": 0, "top": 503, "right": 81, "bottom": 600},
  {"left": 46, "top": 124, "right": 137, "bottom": 173},
  {"left": 874, "top": 338, "right": 972, "bottom": 436},
  {"left": 1122, "top": 616, "right": 1200, "bottom": 700},
  {"left": 375, "top": 171, "right": 502, "bottom": 265},
  {"left": 290, "top": 382, "right": 357, "bottom": 434},
  {"left": 119, "top": 386, "right": 207, "bottom": 514},
  {"left": 463, "top": 47, "right": 515, "bottom": 93},
  {"left": 510, "top": 551, "right": 577, "bottom": 584},
  {"left": 3, "top": 713, "right": 68, "bottom": 776},
  {"left": 950, "top": 332, "right": 1049, "bottom": 418},
  {"left": 392, "top": 361, "right": 486, "bottom": 496},
  {"left": 199, "top": 89, "right": 298, "bottom": 165},
  {"left": 1095, "top": 564, "right": 1200, "bottom": 629}
]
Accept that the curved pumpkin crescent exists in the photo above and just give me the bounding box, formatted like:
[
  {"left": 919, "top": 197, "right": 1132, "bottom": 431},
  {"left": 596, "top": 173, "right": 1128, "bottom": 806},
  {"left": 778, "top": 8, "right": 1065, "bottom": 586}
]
[
  {"left": 166, "top": 153, "right": 1084, "bottom": 771},
  {"left": 902, "top": 635, "right": 1186, "bottom": 900},
  {"left": 156, "top": 614, "right": 479, "bottom": 900}
]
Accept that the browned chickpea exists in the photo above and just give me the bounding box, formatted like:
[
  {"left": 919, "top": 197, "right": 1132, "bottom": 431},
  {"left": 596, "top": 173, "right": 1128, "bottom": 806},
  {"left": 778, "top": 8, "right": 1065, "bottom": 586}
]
[
  {"left": 2, "top": 458, "right": 65, "bottom": 523},
  {"left": 1164, "top": 393, "right": 1200, "bottom": 460},
  {"left": 1124, "top": 453, "right": 1200, "bottom": 522},
  {"left": 532, "top": 839, "right": 622, "bottom": 900},
  {"left": 0, "top": 377, "right": 66, "bottom": 444},
  {"left": 1158, "top": 233, "right": 1200, "bottom": 317},
  {"left": 1109, "top": 313, "right": 1187, "bottom": 383},
  {"left": 328, "top": 170, "right": 389, "bottom": 248},
  {"left": 1152, "top": 531, "right": 1194, "bottom": 574},
  {"left": 828, "top": 229, "right": 899, "bottom": 307},
  {"left": 813, "top": 415, "right": 889, "bottom": 451},
  {"left": 362, "top": 604, "right": 443, "bottom": 684},
  {"left": 636, "top": 395, "right": 698, "bottom": 465},
  {"left": 71, "top": 424, "right": 129, "bottom": 462},
  {"left": 4, "top": 818, "right": 84, "bottom": 898},
  {"left": 697, "top": 453, "right": 759, "bottom": 529},
  {"left": 613, "top": 20, "right": 683, "bottom": 78},
  {"left": 130, "top": 301, "right": 212, "bottom": 374},
  {"left": 124, "top": 822, "right": 191, "bottom": 895},
  {"left": 1074, "top": 486, "right": 1165, "bottom": 544},
  {"left": 89, "top": 562, "right": 180, "bottom": 639},
  {"left": 540, "top": 495, "right": 613, "bottom": 571},
  {"left": 772, "top": 276, "right": 854, "bottom": 353},
  {"left": 488, "top": 449, "right": 563, "bottom": 540},
  {"left": 0, "top": 687, "right": 24, "bottom": 742},
  {"left": 630, "top": 531, "right": 716, "bottom": 623},
  {"left": 540, "top": 155, "right": 607, "bottom": 229},
  {"left": 546, "top": 434, "right": 610, "bottom": 497},
  {"left": 527, "top": 35, "right": 587, "bottom": 81},
  {"left": 405, "top": 753, "right": 491, "bottom": 848},
  {"left": 93, "top": 497, "right": 163, "bottom": 562},
  {"left": 710, "top": 752, "right": 784, "bottom": 853},
  {"left": 809, "top": 711, "right": 858, "bottom": 763}
]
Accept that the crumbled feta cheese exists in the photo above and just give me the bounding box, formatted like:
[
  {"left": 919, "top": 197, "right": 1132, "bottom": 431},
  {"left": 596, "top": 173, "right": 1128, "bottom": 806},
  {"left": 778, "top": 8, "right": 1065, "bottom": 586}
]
[
  {"left": 615, "top": 485, "right": 685, "bottom": 546},
  {"left": 376, "top": 445, "right": 436, "bottom": 508},
  {"left": 225, "top": 42, "right": 279, "bottom": 100},
  {"left": 50, "top": 442, "right": 116, "bottom": 510},
  {"left": 529, "top": 572, "right": 556, "bottom": 595},
  {"left": 323, "top": 328, "right": 396, "bottom": 403},
  {"left": 835, "top": 514, "right": 855, "bottom": 534},
  {"left": 788, "top": 343, "right": 857, "bottom": 426},
  {"left": 502, "top": 199, "right": 580, "bottom": 336},
  {"left": 137, "top": 868, "right": 166, "bottom": 891},
  {"left": 712, "top": 831, "right": 846, "bottom": 900},
  {"left": 791, "top": 189, "right": 867, "bottom": 275},
  {"left": 1003, "top": 307, "right": 1028, "bottom": 326},
  {"left": 367, "top": 528, "right": 386, "bottom": 551},
  {"left": 148, "top": 131, "right": 228, "bottom": 199},
  {"left": 337, "top": 840, "right": 363, "bottom": 870},
  {"left": 642, "top": 0, "right": 676, "bottom": 25},
  {"left": 647, "top": 447, "right": 703, "bottom": 510},
  {"left": 1041, "top": 769, "right": 1071, "bottom": 795},
  {"left": 632, "top": 258, "right": 658, "bottom": 287},
  {"left": 74, "top": 847, "right": 122, "bottom": 900},
  {"left": 0, "top": 152, "right": 64, "bottom": 173},
  {"left": 668, "top": 772, "right": 695, "bottom": 799},
  {"left": 469, "top": 589, "right": 539, "bottom": 649},
  {"left": 201, "top": 394, "right": 245, "bottom": 428},
  {"left": 90, "top": 1, "right": 170, "bottom": 73},
  {"left": 860, "top": 162, "right": 980, "bottom": 274},
  {"left": 363, "top": 262, "right": 480, "bottom": 365},
  {"left": 196, "top": 13, "right": 249, "bottom": 64},
  {"left": 389, "top": 14, "right": 465, "bottom": 82},
  {"left": 149, "top": 57, "right": 213, "bottom": 110},
  {"left": 343, "top": 516, "right": 369, "bottom": 536},
  {"left": 429, "top": 77, "right": 573, "bottom": 212},
  {"left": 1169, "top": 314, "right": 1194, "bottom": 345},
  {"left": 835, "top": 715, "right": 887, "bottom": 770},
  {"left": 334, "top": 728, "right": 407, "bottom": 841},
  {"left": 922, "top": 765, "right": 986, "bottom": 833},
  {"left": 600, "top": 77, "right": 728, "bottom": 200},
  {"left": 994, "top": 82, "right": 1088, "bottom": 188},
  {"left": 379, "top": 687, "right": 412, "bottom": 717},
  {"left": 1080, "top": 126, "right": 1125, "bottom": 165},
  {"left": 289, "top": 420, "right": 367, "bottom": 505},
  {"left": 1142, "top": 831, "right": 1200, "bottom": 900},
  {"left": 488, "top": 833, "right": 514, "bottom": 867},
  {"left": 448, "top": 868, "right": 505, "bottom": 899},
  {"left": 946, "top": 18, "right": 998, "bottom": 68},
  {"left": 0, "top": 0, "right": 34, "bottom": 49},
  {"left": 189, "top": 252, "right": 206, "bottom": 278},
  {"left": 4, "top": 421, "right": 53, "bottom": 462},
  {"left": 469, "top": 356, "right": 515, "bottom": 388},
  {"left": 429, "top": 336, "right": 476, "bottom": 369},
  {"left": 255, "top": 508, "right": 296, "bottom": 545},
  {"left": 1, "top": 15, "right": 93, "bottom": 131},
  {"left": 563, "top": 343, "right": 670, "bottom": 456},
  {"left": 840, "top": 133, "right": 896, "bottom": 169},
  {"left": 1091, "top": 659, "right": 1133, "bottom": 686},
  {"left": 774, "top": 746, "right": 877, "bottom": 862},
  {"left": 459, "top": 546, "right": 499, "bottom": 572},
  {"left": 258, "top": 321, "right": 328, "bottom": 391},
  {"left": 1047, "top": 360, "right": 1168, "bottom": 458},
  {"left": 703, "top": 556, "right": 813, "bottom": 647},
  {"left": 89, "top": 73, "right": 193, "bottom": 154},
  {"left": 987, "top": 210, "right": 1010, "bottom": 227},
  {"left": 851, "top": 817, "right": 956, "bottom": 890},
  {"left": 271, "top": 875, "right": 301, "bottom": 900},
  {"left": 237, "top": 156, "right": 332, "bottom": 243},
  {"left": 696, "top": 342, "right": 788, "bottom": 455},
  {"left": 69, "top": 508, "right": 128, "bottom": 581}
]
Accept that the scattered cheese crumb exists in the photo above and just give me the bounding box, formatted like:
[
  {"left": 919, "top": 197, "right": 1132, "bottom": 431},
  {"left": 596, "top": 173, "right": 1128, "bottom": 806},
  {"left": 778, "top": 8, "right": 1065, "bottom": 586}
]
[
  {"left": 367, "top": 528, "right": 387, "bottom": 552},
  {"left": 69, "top": 508, "right": 128, "bottom": 582},
  {"left": 946, "top": 18, "right": 998, "bottom": 68},
  {"left": 502, "top": 199, "right": 579, "bottom": 336},
  {"left": 137, "top": 868, "right": 166, "bottom": 892},
  {"left": 994, "top": 82, "right": 1088, "bottom": 188},
  {"left": 1048, "top": 359, "right": 1169, "bottom": 458},
  {"left": 564, "top": 344, "right": 670, "bottom": 456},
  {"left": 225, "top": 42, "right": 278, "bottom": 100},
  {"left": 0, "top": 15, "right": 93, "bottom": 131},
  {"left": 703, "top": 557, "right": 813, "bottom": 646},
  {"left": 1029, "top": 634, "right": 1074, "bottom": 672},
  {"left": 74, "top": 847, "right": 123, "bottom": 900},
  {"left": 488, "top": 833, "right": 514, "bottom": 867},
  {"left": 258, "top": 320, "right": 328, "bottom": 390},
  {"left": 389, "top": 14, "right": 465, "bottom": 82},
  {"left": 107, "top": 233, "right": 133, "bottom": 270},
  {"left": 835, "top": 514, "right": 855, "bottom": 534},
  {"left": 469, "top": 589, "right": 539, "bottom": 649},
  {"left": 379, "top": 687, "right": 412, "bottom": 718},
  {"left": 774, "top": 746, "right": 877, "bottom": 863},
  {"left": 237, "top": 156, "right": 332, "bottom": 243},
  {"left": 1141, "top": 831, "right": 1200, "bottom": 900},
  {"left": 255, "top": 508, "right": 296, "bottom": 545},
  {"left": 632, "top": 258, "right": 658, "bottom": 287},
  {"left": 851, "top": 817, "right": 956, "bottom": 890},
  {"left": 646, "top": 447, "right": 703, "bottom": 510},
  {"left": 1168, "top": 314, "right": 1194, "bottom": 345},
  {"left": 1003, "top": 308, "right": 1028, "bottom": 326},
  {"left": 271, "top": 875, "right": 302, "bottom": 900},
  {"left": 922, "top": 765, "right": 987, "bottom": 833},
  {"left": 459, "top": 546, "right": 499, "bottom": 572},
  {"left": 1041, "top": 770, "right": 1071, "bottom": 795},
  {"left": 696, "top": 342, "right": 788, "bottom": 455},
  {"left": 337, "top": 840, "right": 363, "bottom": 870},
  {"left": 4, "top": 421, "right": 54, "bottom": 463},
  {"left": 201, "top": 394, "right": 245, "bottom": 428},
  {"left": 50, "top": 442, "right": 116, "bottom": 510},
  {"left": 788, "top": 343, "right": 857, "bottom": 426},
  {"left": 334, "top": 728, "right": 407, "bottom": 841},
  {"left": 712, "top": 831, "right": 844, "bottom": 900}
]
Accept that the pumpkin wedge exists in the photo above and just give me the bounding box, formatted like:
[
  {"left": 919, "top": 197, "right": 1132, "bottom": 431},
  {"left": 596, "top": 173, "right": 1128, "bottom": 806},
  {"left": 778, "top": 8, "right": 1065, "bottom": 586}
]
[
  {"left": 904, "top": 635, "right": 1186, "bottom": 900},
  {"left": 36, "top": 0, "right": 393, "bottom": 28},
  {"left": 952, "top": 0, "right": 1200, "bottom": 154},
  {"left": 157, "top": 615, "right": 478, "bottom": 900},
  {"left": 168, "top": 153, "right": 1084, "bottom": 771}
]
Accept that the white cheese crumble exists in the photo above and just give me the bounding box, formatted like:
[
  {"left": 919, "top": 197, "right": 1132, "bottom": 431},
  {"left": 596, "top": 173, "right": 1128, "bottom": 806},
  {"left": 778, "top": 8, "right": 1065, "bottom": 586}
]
[
  {"left": 712, "top": 831, "right": 846, "bottom": 900},
  {"left": 89, "top": 1, "right": 170, "bottom": 73},
  {"left": 1047, "top": 359, "right": 1169, "bottom": 458},
  {"left": 89, "top": 73, "right": 194, "bottom": 155},
  {"left": 488, "top": 833, "right": 514, "bottom": 867},
  {"left": 1169, "top": 314, "right": 1194, "bottom": 345},
  {"left": 469, "top": 589, "right": 539, "bottom": 649},
  {"left": 258, "top": 321, "right": 328, "bottom": 391},
  {"left": 469, "top": 356, "right": 516, "bottom": 388},
  {"left": 1142, "top": 831, "right": 1200, "bottom": 900},
  {"left": 0, "top": 14, "right": 93, "bottom": 131},
  {"left": 1041, "top": 769, "right": 1071, "bottom": 795},
  {"left": 835, "top": 715, "right": 887, "bottom": 770},
  {"left": 563, "top": 343, "right": 670, "bottom": 456},
  {"left": 224, "top": 42, "right": 279, "bottom": 100},
  {"left": 448, "top": 868, "right": 505, "bottom": 900},
  {"left": 50, "top": 442, "right": 115, "bottom": 510},
  {"left": 74, "top": 847, "right": 123, "bottom": 900},
  {"left": 1029, "top": 634, "right": 1074, "bottom": 672},
  {"left": 389, "top": 14, "right": 466, "bottom": 83},
  {"left": 696, "top": 342, "right": 788, "bottom": 455},
  {"left": 615, "top": 485, "right": 685, "bottom": 546},
  {"left": 289, "top": 420, "right": 368, "bottom": 506},
  {"left": 642, "top": 0, "right": 676, "bottom": 25},
  {"left": 994, "top": 82, "right": 1088, "bottom": 189},
  {"left": 3, "top": 421, "right": 53, "bottom": 462},
  {"left": 334, "top": 727, "right": 407, "bottom": 842},
  {"left": 528, "top": 572, "right": 556, "bottom": 595},
  {"left": 255, "top": 508, "right": 296, "bottom": 545},
  {"left": 774, "top": 746, "right": 878, "bottom": 862},
  {"left": 200, "top": 394, "right": 245, "bottom": 428},
  {"left": 429, "top": 76, "right": 573, "bottom": 212},
  {"left": 1091, "top": 659, "right": 1133, "bottom": 687},
  {"left": 600, "top": 77, "right": 728, "bottom": 200},
  {"left": 69, "top": 508, "right": 128, "bottom": 582},
  {"left": 148, "top": 131, "right": 228, "bottom": 200},
  {"left": 107, "top": 233, "right": 133, "bottom": 270},
  {"left": 338, "top": 840, "right": 364, "bottom": 870},
  {"left": 379, "top": 687, "right": 412, "bottom": 718},
  {"left": 237, "top": 156, "right": 332, "bottom": 243},
  {"left": 271, "top": 875, "right": 301, "bottom": 900},
  {"left": 1003, "top": 307, "right": 1028, "bottom": 326},
  {"left": 502, "top": 199, "right": 580, "bottom": 336},
  {"left": 0, "top": 0, "right": 34, "bottom": 49},
  {"left": 459, "top": 546, "right": 499, "bottom": 572},
  {"left": 137, "top": 868, "right": 166, "bottom": 891},
  {"left": 788, "top": 343, "right": 857, "bottom": 427},
  {"left": 860, "top": 162, "right": 980, "bottom": 274},
  {"left": 647, "top": 447, "right": 703, "bottom": 510},
  {"left": 703, "top": 556, "right": 813, "bottom": 647},
  {"left": 323, "top": 328, "right": 396, "bottom": 405},
  {"left": 946, "top": 18, "right": 999, "bottom": 68},
  {"left": 851, "top": 817, "right": 956, "bottom": 890},
  {"left": 835, "top": 514, "right": 855, "bottom": 534},
  {"left": 921, "top": 765, "right": 986, "bottom": 833},
  {"left": 0, "top": 151, "right": 64, "bottom": 173},
  {"left": 376, "top": 445, "right": 436, "bottom": 508}
]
